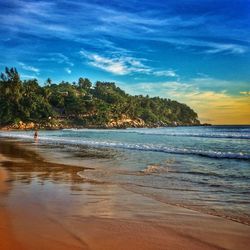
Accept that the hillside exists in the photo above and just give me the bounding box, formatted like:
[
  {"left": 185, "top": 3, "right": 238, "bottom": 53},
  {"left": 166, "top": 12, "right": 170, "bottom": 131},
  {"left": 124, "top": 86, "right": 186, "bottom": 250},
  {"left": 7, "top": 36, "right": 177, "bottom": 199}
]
[{"left": 0, "top": 67, "right": 200, "bottom": 129}]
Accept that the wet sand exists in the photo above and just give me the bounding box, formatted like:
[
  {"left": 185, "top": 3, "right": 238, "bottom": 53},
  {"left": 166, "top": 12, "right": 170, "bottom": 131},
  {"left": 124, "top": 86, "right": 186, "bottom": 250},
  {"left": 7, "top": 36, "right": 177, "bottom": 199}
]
[
  {"left": 0, "top": 139, "right": 250, "bottom": 250},
  {"left": 0, "top": 167, "right": 18, "bottom": 249}
]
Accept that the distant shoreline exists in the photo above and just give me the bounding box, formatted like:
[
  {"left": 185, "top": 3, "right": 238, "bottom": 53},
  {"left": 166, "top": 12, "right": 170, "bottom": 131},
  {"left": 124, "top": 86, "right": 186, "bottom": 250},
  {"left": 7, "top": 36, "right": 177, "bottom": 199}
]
[
  {"left": 2, "top": 123, "right": 250, "bottom": 131},
  {"left": 0, "top": 122, "right": 213, "bottom": 131},
  {"left": 3, "top": 123, "right": 250, "bottom": 132}
]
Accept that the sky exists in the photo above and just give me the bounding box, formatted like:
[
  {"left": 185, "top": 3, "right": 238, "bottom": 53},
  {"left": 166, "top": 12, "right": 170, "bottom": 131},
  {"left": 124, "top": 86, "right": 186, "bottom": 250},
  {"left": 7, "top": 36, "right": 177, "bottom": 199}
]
[{"left": 0, "top": 0, "right": 249, "bottom": 124}]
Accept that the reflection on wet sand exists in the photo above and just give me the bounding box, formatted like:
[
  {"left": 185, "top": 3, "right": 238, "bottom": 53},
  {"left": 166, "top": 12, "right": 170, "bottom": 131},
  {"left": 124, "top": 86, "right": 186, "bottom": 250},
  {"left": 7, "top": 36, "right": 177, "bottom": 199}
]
[
  {"left": 0, "top": 167, "right": 9, "bottom": 194},
  {"left": 0, "top": 140, "right": 86, "bottom": 186}
]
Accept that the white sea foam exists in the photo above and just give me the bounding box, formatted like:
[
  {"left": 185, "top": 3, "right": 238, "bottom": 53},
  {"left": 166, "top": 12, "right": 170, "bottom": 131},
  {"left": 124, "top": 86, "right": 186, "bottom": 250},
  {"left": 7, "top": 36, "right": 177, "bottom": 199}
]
[
  {"left": 62, "top": 128, "right": 250, "bottom": 139},
  {"left": 140, "top": 165, "right": 169, "bottom": 174},
  {"left": 1, "top": 132, "right": 249, "bottom": 160},
  {"left": 1, "top": 128, "right": 249, "bottom": 225}
]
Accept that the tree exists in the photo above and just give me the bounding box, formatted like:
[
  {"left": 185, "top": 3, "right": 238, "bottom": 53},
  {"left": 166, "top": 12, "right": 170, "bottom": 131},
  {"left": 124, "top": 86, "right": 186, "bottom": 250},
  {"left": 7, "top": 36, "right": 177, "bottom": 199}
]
[
  {"left": 45, "top": 78, "right": 52, "bottom": 87},
  {"left": 0, "top": 67, "right": 200, "bottom": 126},
  {"left": 78, "top": 77, "right": 92, "bottom": 91},
  {"left": 0, "top": 67, "right": 23, "bottom": 124}
]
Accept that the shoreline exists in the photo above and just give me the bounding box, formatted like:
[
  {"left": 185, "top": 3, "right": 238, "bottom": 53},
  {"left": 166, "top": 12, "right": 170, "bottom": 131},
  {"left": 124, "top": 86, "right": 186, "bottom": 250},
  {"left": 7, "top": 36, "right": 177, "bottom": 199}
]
[
  {"left": 3, "top": 124, "right": 250, "bottom": 133},
  {"left": 0, "top": 139, "right": 250, "bottom": 249},
  {"left": 1, "top": 133, "right": 250, "bottom": 225},
  {"left": 0, "top": 122, "right": 212, "bottom": 131}
]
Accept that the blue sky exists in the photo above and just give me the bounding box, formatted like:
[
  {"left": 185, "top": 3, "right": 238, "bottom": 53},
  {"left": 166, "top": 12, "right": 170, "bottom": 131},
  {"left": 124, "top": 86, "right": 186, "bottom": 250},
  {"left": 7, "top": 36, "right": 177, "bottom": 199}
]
[{"left": 0, "top": 0, "right": 249, "bottom": 124}]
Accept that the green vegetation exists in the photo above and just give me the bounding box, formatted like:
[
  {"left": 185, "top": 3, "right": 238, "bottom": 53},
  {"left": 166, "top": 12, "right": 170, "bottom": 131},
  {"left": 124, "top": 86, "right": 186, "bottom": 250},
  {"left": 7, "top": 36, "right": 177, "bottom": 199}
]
[{"left": 0, "top": 67, "right": 200, "bottom": 128}]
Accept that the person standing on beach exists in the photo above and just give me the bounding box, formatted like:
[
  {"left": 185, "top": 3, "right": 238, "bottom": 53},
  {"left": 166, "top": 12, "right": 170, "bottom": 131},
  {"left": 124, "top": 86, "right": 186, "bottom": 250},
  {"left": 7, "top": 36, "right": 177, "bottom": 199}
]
[{"left": 34, "top": 129, "right": 38, "bottom": 142}]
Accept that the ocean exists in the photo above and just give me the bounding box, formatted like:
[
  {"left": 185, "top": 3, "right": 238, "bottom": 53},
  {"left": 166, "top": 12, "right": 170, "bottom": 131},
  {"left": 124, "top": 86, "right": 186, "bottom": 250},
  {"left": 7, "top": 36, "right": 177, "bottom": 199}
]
[{"left": 1, "top": 125, "right": 250, "bottom": 224}]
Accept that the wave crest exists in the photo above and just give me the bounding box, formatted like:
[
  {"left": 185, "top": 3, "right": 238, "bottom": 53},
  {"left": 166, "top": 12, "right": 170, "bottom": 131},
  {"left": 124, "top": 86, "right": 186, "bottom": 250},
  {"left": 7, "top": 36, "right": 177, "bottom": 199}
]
[{"left": 1, "top": 132, "right": 249, "bottom": 160}]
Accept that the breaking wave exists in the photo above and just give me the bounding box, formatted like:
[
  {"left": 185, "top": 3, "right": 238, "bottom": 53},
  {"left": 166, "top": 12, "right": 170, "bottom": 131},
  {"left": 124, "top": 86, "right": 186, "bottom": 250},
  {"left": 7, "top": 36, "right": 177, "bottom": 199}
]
[
  {"left": 63, "top": 128, "right": 250, "bottom": 139},
  {"left": 1, "top": 132, "right": 249, "bottom": 160}
]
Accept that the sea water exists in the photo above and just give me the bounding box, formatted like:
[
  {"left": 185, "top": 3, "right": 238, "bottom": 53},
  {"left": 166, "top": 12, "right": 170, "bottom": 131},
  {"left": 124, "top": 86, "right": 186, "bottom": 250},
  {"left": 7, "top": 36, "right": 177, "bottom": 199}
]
[{"left": 1, "top": 126, "right": 250, "bottom": 224}]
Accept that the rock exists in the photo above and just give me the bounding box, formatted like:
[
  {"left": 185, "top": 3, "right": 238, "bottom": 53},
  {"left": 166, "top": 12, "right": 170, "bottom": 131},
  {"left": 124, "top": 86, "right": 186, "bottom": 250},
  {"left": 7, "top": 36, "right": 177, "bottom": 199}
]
[
  {"left": 106, "top": 115, "right": 145, "bottom": 128},
  {"left": 25, "top": 122, "right": 35, "bottom": 129}
]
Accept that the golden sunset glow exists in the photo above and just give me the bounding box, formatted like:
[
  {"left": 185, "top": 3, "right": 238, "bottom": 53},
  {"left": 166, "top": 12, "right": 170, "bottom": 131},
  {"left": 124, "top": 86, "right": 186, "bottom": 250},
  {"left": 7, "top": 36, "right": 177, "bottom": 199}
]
[{"left": 186, "top": 92, "right": 250, "bottom": 125}]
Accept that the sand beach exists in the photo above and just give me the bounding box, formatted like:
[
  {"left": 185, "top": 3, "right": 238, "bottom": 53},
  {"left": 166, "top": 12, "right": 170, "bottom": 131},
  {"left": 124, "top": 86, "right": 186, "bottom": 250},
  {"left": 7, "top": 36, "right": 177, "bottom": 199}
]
[{"left": 0, "top": 138, "right": 249, "bottom": 250}]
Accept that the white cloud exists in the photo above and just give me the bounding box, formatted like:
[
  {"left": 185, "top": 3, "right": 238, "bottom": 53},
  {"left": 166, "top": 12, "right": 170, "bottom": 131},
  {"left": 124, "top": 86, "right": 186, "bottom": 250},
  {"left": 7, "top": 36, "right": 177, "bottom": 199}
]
[
  {"left": 80, "top": 50, "right": 151, "bottom": 75},
  {"left": 153, "top": 38, "right": 248, "bottom": 55},
  {"left": 79, "top": 49, "right": 178, "bottom": 77},
  {"left": 1, "top": 0, "right": 248, "bottom": 56},
  {"left": 17, "top": 0, "right": 55, "bottom": 17},
  {"left": 39, "top": 53, "right": 74, "bottom": 67},
  {"left": 18, "top": 62, "right": 39, "bottom": 73},
  {"left": 20, "top": 74, "right": 38, "bottom": 79},
  {"left": 87, "top": 53, "right": 128, "bottom": 75},
  {"left": 204, "top": 43, "right": 247, "bottom": 54},
  {"left": 240, "top": 91, "right": 250, "bottom": 95},
  {"left": 65, "top": 68, "right": 71, "bottom": 74},
  {"left": 153, "top": 70, "right": 177, "bottom": 77}
]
